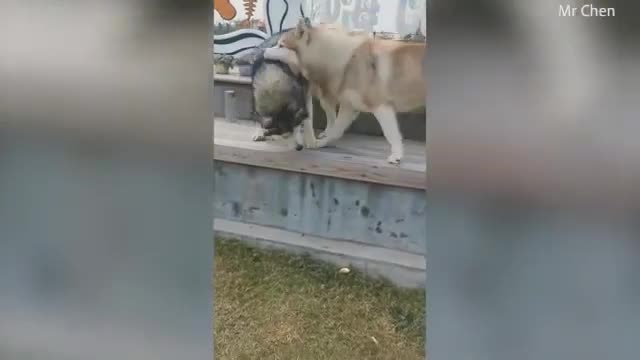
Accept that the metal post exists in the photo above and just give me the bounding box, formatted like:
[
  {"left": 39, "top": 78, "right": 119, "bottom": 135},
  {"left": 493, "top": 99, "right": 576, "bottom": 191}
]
[{"left": 224, "top": 90, "right": 236, "bottom": 123}]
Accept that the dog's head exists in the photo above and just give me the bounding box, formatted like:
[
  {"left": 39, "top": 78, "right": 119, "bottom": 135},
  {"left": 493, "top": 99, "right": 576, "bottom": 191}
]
[
  {"left": 252, "top": 109, "right": 283, "bottom": 131},
  {"left": 278, "top": 17, "right": 313, "bottom": 51},
  {"left": 254, "top": 106, "right": 307, "bottom": 133}
]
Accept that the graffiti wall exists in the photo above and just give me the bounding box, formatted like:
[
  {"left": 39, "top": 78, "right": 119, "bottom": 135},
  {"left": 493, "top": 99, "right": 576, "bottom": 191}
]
[
  {"left": 213, "top": 0, "right": 426, "bottom": 55},
  {"left": 309, "top": 0, "right": 426, "bottom": 36}
]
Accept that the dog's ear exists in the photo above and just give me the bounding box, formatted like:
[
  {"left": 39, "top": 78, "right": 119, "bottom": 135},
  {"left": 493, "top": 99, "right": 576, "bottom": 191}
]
[{"left": 295, "top": 17, "right": 312, "bottom": 38}]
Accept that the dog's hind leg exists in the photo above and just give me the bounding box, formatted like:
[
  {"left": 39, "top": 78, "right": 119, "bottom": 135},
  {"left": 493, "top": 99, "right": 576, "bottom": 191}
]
[
  {"left": 372, "top": 105, "right": 404, "bottom": 164},
  {"left": 317, "top": 97, "right": 337, "bottom": 139},
  {"left": 301, "top": 92, "right": 318, "bottom": 148}
]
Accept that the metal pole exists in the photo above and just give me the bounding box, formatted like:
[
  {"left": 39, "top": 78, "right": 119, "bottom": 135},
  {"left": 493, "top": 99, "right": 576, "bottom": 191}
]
[{"left": 224, "top": 90, "right": 236, "bottom": 123}]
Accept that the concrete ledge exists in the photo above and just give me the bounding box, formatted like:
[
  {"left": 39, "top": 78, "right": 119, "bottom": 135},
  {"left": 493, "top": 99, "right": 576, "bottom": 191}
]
[
  {"left": 214, "top": 73, "right": 251, "bottom": 85},
  {"left": 214, "top": 218, "right": 426, "bottom": 288}
]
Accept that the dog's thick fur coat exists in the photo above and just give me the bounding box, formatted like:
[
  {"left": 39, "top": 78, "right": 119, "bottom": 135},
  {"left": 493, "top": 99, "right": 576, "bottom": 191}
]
[
  {"left": 273, "top": 20, "right": 427, "bottom": 164},
  {"left": 250, "top": 49, "right": 309, "bottom": 143}
]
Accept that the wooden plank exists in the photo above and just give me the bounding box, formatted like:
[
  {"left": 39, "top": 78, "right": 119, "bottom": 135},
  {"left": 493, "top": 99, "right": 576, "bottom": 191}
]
[{"left": 213, "top": 119, "right": 427, "bottom": 190}]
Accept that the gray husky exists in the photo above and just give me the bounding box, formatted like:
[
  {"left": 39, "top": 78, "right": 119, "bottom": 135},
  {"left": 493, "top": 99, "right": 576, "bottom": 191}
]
[{"left": 249, "top": 31, "right": 309, "bottom": 150}]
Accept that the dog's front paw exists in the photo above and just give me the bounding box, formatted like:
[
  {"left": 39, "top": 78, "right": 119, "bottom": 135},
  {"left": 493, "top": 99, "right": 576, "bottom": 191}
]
[
  {"left": 386, "top": 154, "right": 402, "bottom": 165},
  {"left": 307, "top": 137, "right": 331, "bottom": 149},
  {"left": 252, "top": 134, "right": 267, "bottom": 142},
  {"left": 304, "top": 139, "right": 320, "bottom": 149}
]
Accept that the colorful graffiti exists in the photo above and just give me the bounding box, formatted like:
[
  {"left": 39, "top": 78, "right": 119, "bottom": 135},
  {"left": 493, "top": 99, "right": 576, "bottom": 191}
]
[
  {"left": 311, "top": 0, "right": 425, "bottom": 36},
  {"left": 213, "top": 0, "right": 426, "bottom": 56},
  {"left": 321, "top": 0, "right": 380, "bottom": 32},
  {"left": 215, "top": 0, "right": 238, "bottom": 21},
  {"left": 242, "top": 0, "right": 258, "bottom": 24},
  {"left": 214, "top": 0, "right": 305, "bottom": 56}
]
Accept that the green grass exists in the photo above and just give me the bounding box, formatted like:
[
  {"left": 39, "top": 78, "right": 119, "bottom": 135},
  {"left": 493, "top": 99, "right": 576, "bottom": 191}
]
[{"left": 214, "top": 238, "right": 426, "bottom": 360}]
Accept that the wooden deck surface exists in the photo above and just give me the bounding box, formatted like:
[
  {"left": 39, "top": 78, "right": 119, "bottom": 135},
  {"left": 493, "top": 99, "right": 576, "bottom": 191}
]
[{"left": 214, "top": 118, "right": 426, "bottom": 190}]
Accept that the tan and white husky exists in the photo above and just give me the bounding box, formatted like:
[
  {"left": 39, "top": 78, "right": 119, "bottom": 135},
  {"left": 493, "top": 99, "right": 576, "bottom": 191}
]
[{"left": 267, "top": 19, "right": 426, "bottom": 164}]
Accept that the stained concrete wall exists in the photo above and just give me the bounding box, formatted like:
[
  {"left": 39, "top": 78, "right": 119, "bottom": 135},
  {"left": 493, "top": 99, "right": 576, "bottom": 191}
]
[{"left": 214, "top": 161, "right": 427, "bottom": 255}]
